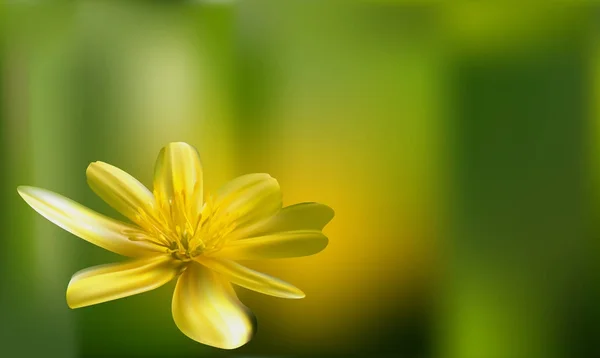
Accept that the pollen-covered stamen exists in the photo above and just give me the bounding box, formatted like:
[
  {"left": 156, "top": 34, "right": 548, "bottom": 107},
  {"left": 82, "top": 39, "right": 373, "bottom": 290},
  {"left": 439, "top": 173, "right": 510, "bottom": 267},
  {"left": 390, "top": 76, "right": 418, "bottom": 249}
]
[
  {"left": 209, "top": 213, "right": 239, "bottom": 244},
  {"left": 189, "top": 205, "right": 241, "bottom": 255},
  {"left": 159, "top": 200, "right": 204, "bottom": 261},
  {"left": 168, "top": 225, "right": 204, "bottom": 261},
  {"left": 187, "top": 196, "right": 214, "bottom": 250},
  {"left": 163, "top": 189, "right": 200, "bottom": 250},
  {"left": 137, "top": 209, "right": 175, "bottom": 246},
  {"left": 204, "top": 220, "right": 240, "bottom": 254},
  {"left": 173, "top": 190, "right": 195, "bottom": 230},
  {"left": 154, "top": 190, "right": 244, "bottom": 260},
  {"left": 168, "top": 242, "right": 193, "bottom": 261}
]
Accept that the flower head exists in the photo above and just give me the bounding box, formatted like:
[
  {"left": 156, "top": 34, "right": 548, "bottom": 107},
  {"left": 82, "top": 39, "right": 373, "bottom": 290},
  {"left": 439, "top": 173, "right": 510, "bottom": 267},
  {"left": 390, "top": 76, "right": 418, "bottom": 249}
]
[{"left": 17, "top": 142, "right": 333, "bottom": 349}]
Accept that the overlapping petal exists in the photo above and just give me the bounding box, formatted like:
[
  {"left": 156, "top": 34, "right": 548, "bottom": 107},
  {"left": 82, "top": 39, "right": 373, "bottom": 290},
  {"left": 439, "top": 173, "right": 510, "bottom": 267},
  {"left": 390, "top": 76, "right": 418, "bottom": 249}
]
[
  {"left": 17, "top": 186, "right": 164, "bottom": 257},
  {"left": 208, "top": 173, "right": 282, "bottom": 232},
  {"left": 172, "top": 262, "right": 256, "bottom": 349},
  {"left": 154, "top": 142, "right": 203, "bottom": 229},
  {"left": 213, "top": 230, "right": 328, "bottom": 260},
  {"left": 197, "top": 256, "right": 304, "bottom": 298},
  {"left": 87, "top": 161, "right": 162, "bottom": 232},
  {"left": 227, "top": 202, "right": 334, "bottom": 241},
  {"left": 67, "top": 255, "right": 182, "bottom": 308}
]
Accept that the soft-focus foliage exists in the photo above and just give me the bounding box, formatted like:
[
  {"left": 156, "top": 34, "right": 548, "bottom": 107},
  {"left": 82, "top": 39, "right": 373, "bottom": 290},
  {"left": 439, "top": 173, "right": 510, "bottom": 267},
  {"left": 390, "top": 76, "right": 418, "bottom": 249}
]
[{"left": 1, "top": 2, "right": 599, "bottom": 358}]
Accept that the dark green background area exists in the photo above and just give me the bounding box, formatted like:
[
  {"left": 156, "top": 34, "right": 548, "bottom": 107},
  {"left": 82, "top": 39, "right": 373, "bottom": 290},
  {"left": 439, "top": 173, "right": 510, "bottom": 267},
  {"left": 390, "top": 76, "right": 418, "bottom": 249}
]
[{"left": 1, "top": 2, "right": 600, "bottom": 358}]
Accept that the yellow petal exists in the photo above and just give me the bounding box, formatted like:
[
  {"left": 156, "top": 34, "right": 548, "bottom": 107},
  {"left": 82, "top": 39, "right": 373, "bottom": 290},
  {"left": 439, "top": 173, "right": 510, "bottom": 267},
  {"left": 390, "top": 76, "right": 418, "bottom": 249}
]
[
  {"left": 213, "top": 230, "right": 328, "bottom": 260},
  {"left": 172, "top": 262, "right": 255, "bottom": 349},
  {"left": 227, "top": 202, "right": 334, "bottom": 241},
  {"left": 153, "top": 142, "right": 203, "bottom": 229},
  {"left": 209, "top": 173, "right": 282, "bottom": 233},
  {"left": 17, "top": 186, "right": 164, "bottom": 257},
  {"left": 197, "top": 256, "right": 304, "bottom": 299},
  {"left": 87, "top": 161, "right": 162, "bottom": 233},
  {"left": 67, "top": 255, "right": 182, "bottom": 309}
]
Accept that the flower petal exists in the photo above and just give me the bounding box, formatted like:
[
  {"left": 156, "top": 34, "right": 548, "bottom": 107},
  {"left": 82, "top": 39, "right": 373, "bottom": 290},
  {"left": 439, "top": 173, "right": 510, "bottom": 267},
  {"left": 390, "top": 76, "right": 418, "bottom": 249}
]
[
  {"left": 208, "top": 173, "right": 282, "bottom": 233},
  {"left": 17, "top": 186, "right": 165, "bottom": 257},
  {"left": 227, "top": 202, "right": 334, "bottom": 241},
  {"left": 153, "top": 142, "right": 203, "bottom": 229},
  {"left": 67, "top": 255, "right": 182, "bottom": 309},
  {"left": 197, "top": 256, "right": 304, "bottom": 299},
  {"left": 213, "top": 230, "right": 328, "bottom": 260},
  {"left": 87, "top": 161, "right": 162, "bottom": 233},
  {"left": 172, "top": 262, "right": 255, "bottom": 349}
]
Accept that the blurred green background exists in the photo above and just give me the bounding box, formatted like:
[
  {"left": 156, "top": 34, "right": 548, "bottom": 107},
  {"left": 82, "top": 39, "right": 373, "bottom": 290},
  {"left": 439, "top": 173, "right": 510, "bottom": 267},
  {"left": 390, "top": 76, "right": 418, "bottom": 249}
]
[{"left": 1, "top": 1, "right": 600, "bottom": 358}]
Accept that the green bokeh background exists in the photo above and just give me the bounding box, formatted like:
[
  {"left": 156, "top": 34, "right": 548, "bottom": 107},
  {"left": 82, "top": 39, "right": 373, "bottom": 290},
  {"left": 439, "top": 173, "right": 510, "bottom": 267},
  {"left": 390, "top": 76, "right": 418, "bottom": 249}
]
[{"left": 1, "top": 2, "right": 600, "bottom": 358}]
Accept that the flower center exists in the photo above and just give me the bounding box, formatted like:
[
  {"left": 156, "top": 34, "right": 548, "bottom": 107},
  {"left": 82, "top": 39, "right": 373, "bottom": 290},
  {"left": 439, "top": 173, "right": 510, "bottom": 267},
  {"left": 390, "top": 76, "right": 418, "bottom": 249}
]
[
  {"left": 127, "top": 195, "right": 240, "bottom": 262},
  {"left": 168, "top": 230, "right": 200, "bottom": 262},
  {"left": 169, "top": 200, "right": 240, "bottom": 262}
]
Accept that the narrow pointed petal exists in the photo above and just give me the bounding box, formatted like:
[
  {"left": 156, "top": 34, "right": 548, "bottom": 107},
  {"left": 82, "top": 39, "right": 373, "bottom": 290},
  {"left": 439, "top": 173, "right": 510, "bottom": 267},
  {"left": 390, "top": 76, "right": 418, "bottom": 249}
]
[
  {"left": 87, "top": 161, "right": 161, "bottom": 232},
  {"left": 17, "top": 186, "right": 165, "bottom": 257},
  {"left": 197, "top": 256, "right": 304, "bottom": 299},
  {"left": 213, "top": 230, "right": 328, "bottom": 260},
  {"left": 67, "top": 255, "right": 182, "bottom": 309},
  {"left": 228, "top": 202, "right": 335, "bottom": 241},
  {"left": 257, "top": 202, "right": 334, "bottom": 232},
  {"left": 154, "top": 142, "right": 203, "bottom": 229},
  {"left": 172, "top": 262, "right": 255, "bottom": 349},
  {"left": 208, "top": 173, "right": 282, "bottom": 232}
]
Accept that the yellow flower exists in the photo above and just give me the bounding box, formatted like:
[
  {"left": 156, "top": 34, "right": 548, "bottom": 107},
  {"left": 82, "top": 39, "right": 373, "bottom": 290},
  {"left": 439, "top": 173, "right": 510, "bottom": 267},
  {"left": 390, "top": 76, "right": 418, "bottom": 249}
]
[{"left": 17, "top": 142, "right": 333, "bottom": 349}]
